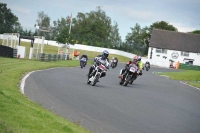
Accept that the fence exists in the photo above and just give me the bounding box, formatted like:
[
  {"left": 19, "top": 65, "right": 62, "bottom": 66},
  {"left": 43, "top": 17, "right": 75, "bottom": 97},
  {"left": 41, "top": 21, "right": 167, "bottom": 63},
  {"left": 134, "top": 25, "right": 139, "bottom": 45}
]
[{"left": 39, "top": 53, "right": 72, "bottom": 62}]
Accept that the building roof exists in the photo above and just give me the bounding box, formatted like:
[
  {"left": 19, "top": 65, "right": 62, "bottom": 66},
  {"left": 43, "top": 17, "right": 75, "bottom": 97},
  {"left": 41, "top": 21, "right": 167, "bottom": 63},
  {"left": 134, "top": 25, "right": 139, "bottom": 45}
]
[{"left": 149, "top": 29, "right": 200, "bottom": 53}]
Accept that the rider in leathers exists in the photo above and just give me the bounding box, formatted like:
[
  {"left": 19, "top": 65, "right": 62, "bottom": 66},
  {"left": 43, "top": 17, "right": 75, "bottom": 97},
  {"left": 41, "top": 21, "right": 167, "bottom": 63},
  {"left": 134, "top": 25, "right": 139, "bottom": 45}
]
[
  {"left": 118, "top": 56, "right": 140, "bottom": 79},
  {"left": 110, "top": 57, "right": 118, "bottom": 67},
  {"left": 137, "top": 56, "right": 143, "bottom": 75},
  {"left": 88, "top": 50, "right": 110, "bottom": 80},
  {"left": 80, "top": 53, "right": 88, "bottom": 65}
]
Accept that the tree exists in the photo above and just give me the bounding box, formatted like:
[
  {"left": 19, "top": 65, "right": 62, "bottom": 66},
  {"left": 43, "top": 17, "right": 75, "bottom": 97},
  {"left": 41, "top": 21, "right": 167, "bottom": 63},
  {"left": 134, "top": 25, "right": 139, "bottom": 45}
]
[
  {"left": 0, "top": 2, "right": 22, "bottom": 33},
  {"left": 109, "top": 21, "right": 121, "bottom": 49},
  {"left": 52, "top": 17, "right": 69, "bottom": 40},
  {"left": 35, "top": 11, "right": 51, "bottom": 38},
  {"left": 56, "top": 26, "right": 75, "bottom": 45},
  {"left": 149, "top": 21, "right": 177, "bottom": 31},
  {"left": 72, "top": 6, "right": 113, "bottom": 47},
  {"left": 190, "top": 30, "right": 200, "bottom": 34}
]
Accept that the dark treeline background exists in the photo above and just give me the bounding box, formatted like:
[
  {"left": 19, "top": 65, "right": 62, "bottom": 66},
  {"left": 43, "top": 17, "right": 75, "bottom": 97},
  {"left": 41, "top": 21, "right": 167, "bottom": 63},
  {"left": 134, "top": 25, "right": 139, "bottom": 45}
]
[{"left": 1, "top": 3, "right": 200, "bottom": 55}]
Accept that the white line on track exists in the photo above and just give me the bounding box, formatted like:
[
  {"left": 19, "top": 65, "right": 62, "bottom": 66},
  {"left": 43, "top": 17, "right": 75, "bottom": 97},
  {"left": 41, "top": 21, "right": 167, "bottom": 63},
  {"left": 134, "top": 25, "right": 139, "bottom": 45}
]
[
  {"left": 180, "top": 81, "right": 200, "bottom": 91},
  {"left": 20, "top": 67, "right": 65, "bottom": 94},
  {"left": 152, "top": 71, "right": 200, "bottom": 91}
]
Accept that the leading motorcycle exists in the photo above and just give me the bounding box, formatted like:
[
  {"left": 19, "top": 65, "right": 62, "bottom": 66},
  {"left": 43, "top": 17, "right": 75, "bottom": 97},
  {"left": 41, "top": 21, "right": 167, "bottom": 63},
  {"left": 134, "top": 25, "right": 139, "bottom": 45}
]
[{"left": 87, "top": 59, "right": 107, "bottom": 86}]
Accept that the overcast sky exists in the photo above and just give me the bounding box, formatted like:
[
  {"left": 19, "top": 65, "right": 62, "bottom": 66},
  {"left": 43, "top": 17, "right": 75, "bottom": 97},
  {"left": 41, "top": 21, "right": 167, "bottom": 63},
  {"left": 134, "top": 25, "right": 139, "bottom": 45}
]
[{"left": 1, "top": 0, "right": 200, "bottom": 41}]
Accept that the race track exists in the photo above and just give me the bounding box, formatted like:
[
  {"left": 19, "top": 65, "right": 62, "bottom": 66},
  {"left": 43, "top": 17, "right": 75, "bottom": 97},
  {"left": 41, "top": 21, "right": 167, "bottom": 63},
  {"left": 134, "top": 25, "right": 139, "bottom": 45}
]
[{"left": 24, "top": 63, "right": 200, "bottom": 133}]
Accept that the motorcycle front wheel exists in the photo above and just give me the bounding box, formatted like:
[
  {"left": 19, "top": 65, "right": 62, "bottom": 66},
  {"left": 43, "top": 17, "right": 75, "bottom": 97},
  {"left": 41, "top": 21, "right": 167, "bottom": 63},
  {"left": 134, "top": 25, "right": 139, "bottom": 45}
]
[
  {"left": 92, "top": 74, "right": 100, "bottom": 86},
  {"left": 123, "top": 75, "right": 132, "bottom": 86},
  {"left": 119, "top": 78, "right": 124, "bottom": 85},
  {"left": 87, "top": 75, "right": 91, "bottom": 84}
]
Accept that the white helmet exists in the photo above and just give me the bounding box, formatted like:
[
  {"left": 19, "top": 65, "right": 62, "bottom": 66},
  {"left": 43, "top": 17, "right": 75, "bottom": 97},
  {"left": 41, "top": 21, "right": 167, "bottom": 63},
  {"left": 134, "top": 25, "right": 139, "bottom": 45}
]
[{"left": 138, "top": 56, "right": 141, "bottom": 61}]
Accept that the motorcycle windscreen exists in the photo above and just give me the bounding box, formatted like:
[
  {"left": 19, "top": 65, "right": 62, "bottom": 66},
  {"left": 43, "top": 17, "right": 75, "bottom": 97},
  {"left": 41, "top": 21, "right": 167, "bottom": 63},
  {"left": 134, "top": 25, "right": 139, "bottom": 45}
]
[{"left": 81, "top": 57, "right": 86, "bottom": 61}]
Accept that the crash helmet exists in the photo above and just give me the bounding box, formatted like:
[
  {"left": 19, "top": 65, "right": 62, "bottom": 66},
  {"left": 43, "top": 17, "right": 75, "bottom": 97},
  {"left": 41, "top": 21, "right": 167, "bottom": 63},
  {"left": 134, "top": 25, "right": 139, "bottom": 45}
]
[
  {"left": 132, "top": 56, "right": 138, "bottom": 63},
  {"left": 102, "top": 50, "right": 109, "bottom": 59},
  {"left": 137, "top": 56, "right": 141, "bottom": 61},
  {"left": 112, "top": 57, "right": 115, "bottom": 60}
]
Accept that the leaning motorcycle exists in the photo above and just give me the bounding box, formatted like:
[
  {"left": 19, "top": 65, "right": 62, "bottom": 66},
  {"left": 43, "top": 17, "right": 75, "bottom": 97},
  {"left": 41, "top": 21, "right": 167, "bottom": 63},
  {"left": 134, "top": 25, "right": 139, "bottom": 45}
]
[
  {"left": 87, "top": 60, "right": 107, "bottom": 86},
  {"left": 80, "top": 57, "right": 87, "bottom": 68},
  {"left": 119, "top": 64, "right": 138, "bottom": 86},
  {"left": 145, "top": 63, "right": 150, "bottom": 71},
  {"left": 110, "top": 59, "right": 117, "bottom": 69}
]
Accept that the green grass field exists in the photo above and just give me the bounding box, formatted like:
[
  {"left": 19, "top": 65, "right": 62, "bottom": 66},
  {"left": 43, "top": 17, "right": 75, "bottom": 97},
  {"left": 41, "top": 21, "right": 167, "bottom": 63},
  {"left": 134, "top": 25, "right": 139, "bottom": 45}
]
[{"left": 0, "top": 57, "right": 93, "bottom": 133}]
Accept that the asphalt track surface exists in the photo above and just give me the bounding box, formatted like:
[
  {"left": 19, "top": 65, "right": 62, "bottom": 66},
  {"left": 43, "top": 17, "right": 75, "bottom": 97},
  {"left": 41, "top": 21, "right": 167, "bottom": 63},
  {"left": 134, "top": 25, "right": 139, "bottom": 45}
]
[{"left": 24, "top": 63, "right": 200, "bottom": 133}]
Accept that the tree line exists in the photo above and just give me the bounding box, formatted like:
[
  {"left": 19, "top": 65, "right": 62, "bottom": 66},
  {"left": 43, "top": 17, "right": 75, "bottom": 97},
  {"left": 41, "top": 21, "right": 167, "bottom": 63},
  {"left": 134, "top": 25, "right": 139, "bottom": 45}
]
[{"left": 0, "top": 2, "right": 199, "bottom": 55}]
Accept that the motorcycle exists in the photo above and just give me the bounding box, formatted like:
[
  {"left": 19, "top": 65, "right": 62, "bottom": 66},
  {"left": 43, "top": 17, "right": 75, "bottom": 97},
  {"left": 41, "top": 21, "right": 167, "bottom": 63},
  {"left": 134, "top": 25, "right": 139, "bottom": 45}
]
[
  {"left": 110, "top": 59, "right": 117, "bottom": 69},
  {"left": 87, "top": 60, "right": 107, "bottom": 86},
  {"left": 80, "top": 57, "right": 87, "bottom": 68},
  {"left": 119, "top": 64, "right": 138, "bottom": 86},
  {"left": 145, "top": 63, "right": 150, "bottom": 71}
]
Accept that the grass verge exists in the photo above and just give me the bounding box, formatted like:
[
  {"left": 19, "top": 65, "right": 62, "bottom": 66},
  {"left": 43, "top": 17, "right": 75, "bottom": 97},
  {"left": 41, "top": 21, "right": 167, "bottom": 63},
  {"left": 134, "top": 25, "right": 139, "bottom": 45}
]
[
  {"left": 0, "top": 57, "right": 91, "bottom": 133},
  {"left": 157, "top": 70, "right": 200, "bottom": 88}
]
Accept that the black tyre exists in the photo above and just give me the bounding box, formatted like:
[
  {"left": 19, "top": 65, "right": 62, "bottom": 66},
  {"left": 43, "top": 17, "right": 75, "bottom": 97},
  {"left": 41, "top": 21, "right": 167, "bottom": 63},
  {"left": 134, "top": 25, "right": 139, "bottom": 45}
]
[
  {"left": 119, "top": 78, "right": 124, "bottom": 85},
  {"left": 87, "top": 79, "right": 91, "bottom": 84},
  {"left": 111, "top": 63, "right": 114, "bottom": 69},
  {"left": 129, "top": 78, "right": 134, "bottom": 84},
  {"left": 123, "top": 75, "right": 132, "bottom": 86},
  {"left": 92, "top": 74, "right": 100, "bottom": 86},
  {"left": 87, "top": 76, "right": 91, "bottom": 84}
]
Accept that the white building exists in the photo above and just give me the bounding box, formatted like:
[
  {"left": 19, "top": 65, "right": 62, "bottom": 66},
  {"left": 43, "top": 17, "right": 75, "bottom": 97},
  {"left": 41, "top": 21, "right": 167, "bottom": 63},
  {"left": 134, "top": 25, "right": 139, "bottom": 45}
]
[{"left": 147, "top": 29, "right": 200, "bottom": 67}]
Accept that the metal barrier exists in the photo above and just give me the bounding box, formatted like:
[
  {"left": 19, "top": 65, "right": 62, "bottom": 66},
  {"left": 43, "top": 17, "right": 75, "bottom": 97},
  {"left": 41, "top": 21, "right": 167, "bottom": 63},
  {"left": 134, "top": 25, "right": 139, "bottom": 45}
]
[{"left": 39, "top": 53, "right": 70, "bottom": 62}]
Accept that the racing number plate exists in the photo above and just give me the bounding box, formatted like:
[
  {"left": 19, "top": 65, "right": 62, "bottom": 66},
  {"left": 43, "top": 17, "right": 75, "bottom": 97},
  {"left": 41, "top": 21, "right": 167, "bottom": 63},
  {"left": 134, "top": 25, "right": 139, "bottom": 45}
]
[
  {"left": 129, "top": 67, "right": 135, "bottom": 72},
  {"left": 99, "top": 64, "right": 105, "bottom": 70}
]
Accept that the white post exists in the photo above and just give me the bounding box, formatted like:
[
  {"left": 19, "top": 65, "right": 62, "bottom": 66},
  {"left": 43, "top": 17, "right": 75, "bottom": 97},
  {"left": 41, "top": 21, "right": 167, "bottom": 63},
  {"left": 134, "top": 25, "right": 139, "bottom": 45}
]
[
  {"left": 37, "top": 38, "right": 39, "bottom": 55},
  {"left": 66, "top": 46, "right": 68, "bottom": 53},
  {"left": 41, "top": 36, "right": 44, "bottom": 53},
  {"left": 11, "top": 34, "right": 13, "bottom": 48},
  {"left": 72, "top": 48, "right": 74, "bottom": 59},
  {"left": 6, "top": 37, "right": 8, "bottom": 46},
  {"left": 2, "top": 34, "right": 4, "bottom": 45},
  {"left": 13, "top": 34, "right": 16, "bottom": 49},
  {"left": 29, "top": 47, "right": 33, "bottom": 59}
]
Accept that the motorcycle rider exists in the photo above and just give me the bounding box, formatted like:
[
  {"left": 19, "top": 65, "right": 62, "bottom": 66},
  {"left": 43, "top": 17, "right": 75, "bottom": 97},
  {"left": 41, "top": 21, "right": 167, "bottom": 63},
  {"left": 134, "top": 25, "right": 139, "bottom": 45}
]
[
  {"left": 80, "top": 53, "right": 88, "bottom": 66},
  {"left": 137, "top": 56, "right": 143, "bottom": 75},
  {"left": 118, "top": 56, "right": 140, "bottom": 78},
  {"left": 110, "top": 57, "right": 118, "bottom": 67},
  {"left": 88, "top": 50, "right": 110, "bottom": 80},
  {"left": 145, "top": 61, "right": 150, "bottom": 69}
]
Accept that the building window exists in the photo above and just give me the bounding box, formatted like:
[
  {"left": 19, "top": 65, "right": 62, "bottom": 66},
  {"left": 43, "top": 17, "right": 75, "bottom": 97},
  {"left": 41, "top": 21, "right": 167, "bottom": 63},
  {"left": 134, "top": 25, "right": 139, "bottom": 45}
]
[
  {"left": 156, "top": 48, "right": 167, "bottom": 54},
  {"left": 181, "top": 51, "right": 189, "bottom": 57}
]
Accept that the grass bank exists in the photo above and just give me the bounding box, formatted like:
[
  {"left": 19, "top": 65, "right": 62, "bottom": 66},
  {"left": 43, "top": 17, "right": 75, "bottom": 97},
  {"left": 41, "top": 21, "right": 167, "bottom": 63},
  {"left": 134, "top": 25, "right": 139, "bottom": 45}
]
[
  {"left": 0, "top": 57, "right": 92, "bottom": 133},
  {"left": 158, "top": 70, "right": 200, "bottom": 88}
]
